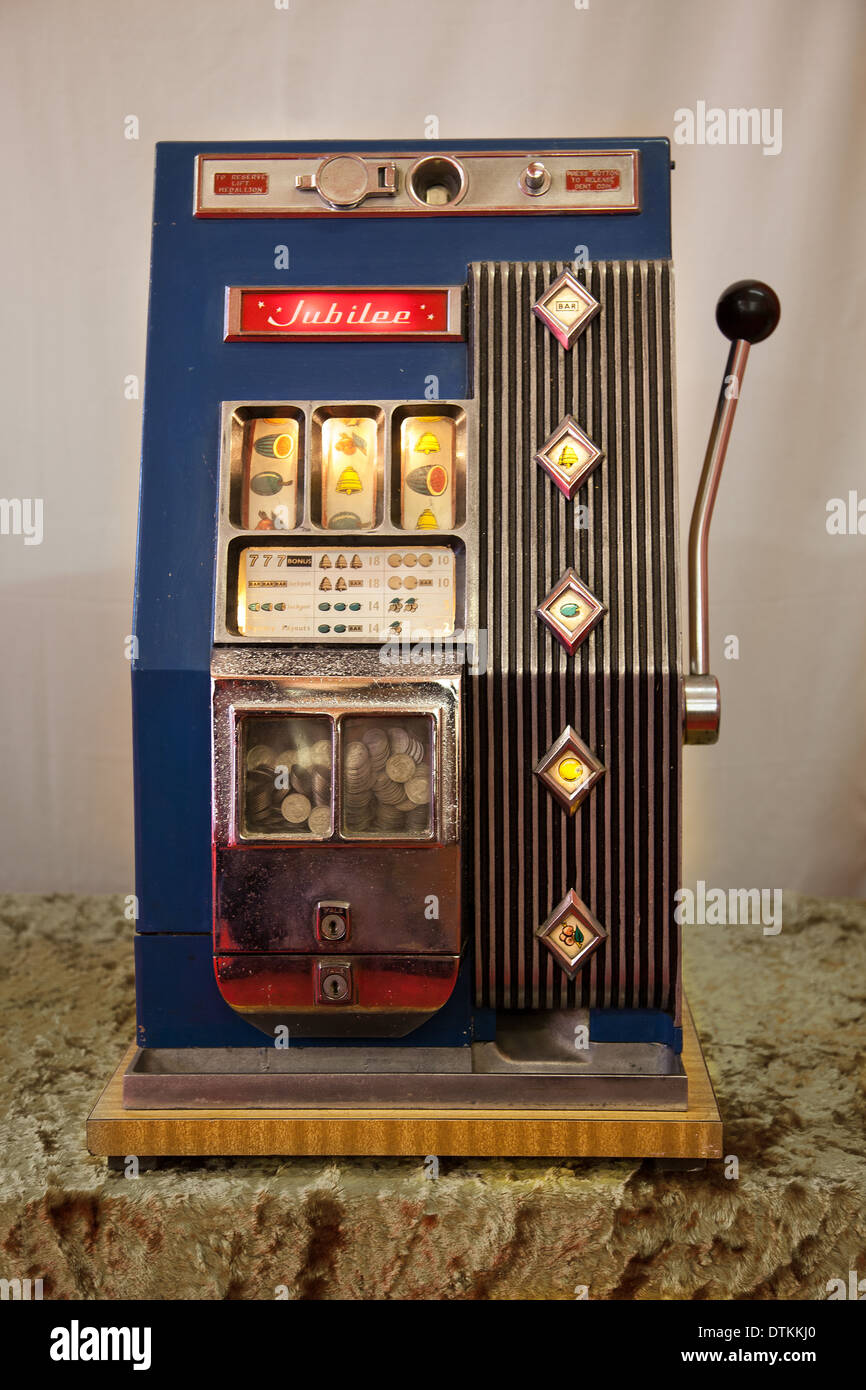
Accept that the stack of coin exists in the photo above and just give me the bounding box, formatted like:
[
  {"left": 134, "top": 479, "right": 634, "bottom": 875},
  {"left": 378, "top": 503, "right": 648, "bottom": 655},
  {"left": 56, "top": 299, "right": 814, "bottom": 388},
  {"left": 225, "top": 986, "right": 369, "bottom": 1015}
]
[
  {"left": 362, "top": 726, "right": 390, "bottom": 772},
  {"left": 340, "top": 721, "right": 432, "bottom": 836},
  {"left": 244, "top": 723, "right": 333, "bottom": 836},
  {"left": 289, "top": 764, "right": 311, "bottom": 799},
  {"left": 244, "top": 767, "right": 279, "bottom": 829},
  {"left": 311, "top": 763, "right": 331, "bottom": 807},
  {"left": 342, "top": 740, "right": 375, "bottom": 832}
]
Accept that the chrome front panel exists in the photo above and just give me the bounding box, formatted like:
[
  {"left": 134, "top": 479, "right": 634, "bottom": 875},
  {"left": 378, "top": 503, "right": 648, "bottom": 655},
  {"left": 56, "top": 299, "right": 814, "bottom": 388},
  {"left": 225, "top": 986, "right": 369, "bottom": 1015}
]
[{"left": 211, "top": 651, "right": 462, "bottom": 1037}]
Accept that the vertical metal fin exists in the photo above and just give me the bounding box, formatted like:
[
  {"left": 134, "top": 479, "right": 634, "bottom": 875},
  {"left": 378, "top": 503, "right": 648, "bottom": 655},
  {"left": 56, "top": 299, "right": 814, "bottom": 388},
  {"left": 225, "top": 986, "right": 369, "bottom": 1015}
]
[{"left": 468, "top": 260, "right": 681, "bottom": 1014}]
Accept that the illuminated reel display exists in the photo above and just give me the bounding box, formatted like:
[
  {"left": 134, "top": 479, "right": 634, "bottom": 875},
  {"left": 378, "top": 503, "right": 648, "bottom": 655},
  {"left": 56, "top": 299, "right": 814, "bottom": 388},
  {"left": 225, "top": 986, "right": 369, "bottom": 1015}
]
[
  {"left": 399, "top": 414, "right": 457, "bottom": 531},
  {"left": 319, "top": 414, "right": 379, "bottom": 530},
  {"left": 226, "top": 402, "right": 467, "bottom": 537},
  {"left": 243, "top": 416, "right": 300, "bottom": 530}
]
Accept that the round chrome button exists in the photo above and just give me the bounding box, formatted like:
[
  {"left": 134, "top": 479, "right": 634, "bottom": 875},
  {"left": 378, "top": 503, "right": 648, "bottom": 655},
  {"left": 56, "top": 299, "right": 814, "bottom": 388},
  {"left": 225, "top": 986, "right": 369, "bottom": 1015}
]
[
  {"left": 315, "top": 154, "right": 370, "bottom": 209},
  {"left": 519, "top": 161, "right": 551, "bottom": 196}
]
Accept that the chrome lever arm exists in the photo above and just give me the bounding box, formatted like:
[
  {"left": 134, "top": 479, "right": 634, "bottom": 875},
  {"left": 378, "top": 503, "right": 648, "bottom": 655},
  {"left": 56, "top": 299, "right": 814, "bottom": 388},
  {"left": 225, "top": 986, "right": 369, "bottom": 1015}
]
[{"left": 684, "top": 280, "right": 780, "bottom": 744}]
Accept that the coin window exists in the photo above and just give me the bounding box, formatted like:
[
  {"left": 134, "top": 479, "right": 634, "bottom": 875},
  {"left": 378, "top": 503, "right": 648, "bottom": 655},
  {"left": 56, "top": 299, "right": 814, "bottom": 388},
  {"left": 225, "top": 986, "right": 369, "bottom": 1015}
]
[
  {"left": 339, "top": 715, "right": 434, "bottom": 838},
  {"left": 240, "top": 715, "right": 334, "bottom": 838}
]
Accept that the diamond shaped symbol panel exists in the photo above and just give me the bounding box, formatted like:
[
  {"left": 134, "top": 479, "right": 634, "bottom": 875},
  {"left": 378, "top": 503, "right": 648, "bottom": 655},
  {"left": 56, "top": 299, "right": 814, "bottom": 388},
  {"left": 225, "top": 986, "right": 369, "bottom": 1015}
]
[
  {"left": 535, "top": 888, "right": 607, "bottom": 979},
  {"left": 536, "top": 568, "right": 605, "bottom": 655},
  {"left": 532, "top": 268, "right": 600, "bottom": 350},
  {"left": 535, "top": 415, "right": 603, "bottom": 500},
  {"left": 534, "top": 724, "right": 605, "bottom": 814}
]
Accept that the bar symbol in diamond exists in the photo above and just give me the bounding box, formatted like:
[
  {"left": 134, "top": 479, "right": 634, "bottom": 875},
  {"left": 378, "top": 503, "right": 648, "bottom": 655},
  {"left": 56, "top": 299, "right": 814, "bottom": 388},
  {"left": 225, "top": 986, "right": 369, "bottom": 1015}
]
[
  {"left": 532, "top": 268, "right": 600, "bottom": 349},
  {"left": 536, "top": 568, "right": 605, "bottom": 655},
  {"left": 536, "top": 888, "right": 607, "bottom": 979},
  {"left": 535, "top": 415, "right": 602, "bottom": 500},
  {"left": 534, "top": 725, "right": 604, "bottom": 814}
]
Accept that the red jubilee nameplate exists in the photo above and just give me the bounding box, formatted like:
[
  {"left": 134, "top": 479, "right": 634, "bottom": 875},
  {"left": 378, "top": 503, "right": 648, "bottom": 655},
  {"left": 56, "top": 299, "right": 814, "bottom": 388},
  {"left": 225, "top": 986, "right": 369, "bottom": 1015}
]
[{"left": 225, "top": 287, "right": 462, "bottom": 342}]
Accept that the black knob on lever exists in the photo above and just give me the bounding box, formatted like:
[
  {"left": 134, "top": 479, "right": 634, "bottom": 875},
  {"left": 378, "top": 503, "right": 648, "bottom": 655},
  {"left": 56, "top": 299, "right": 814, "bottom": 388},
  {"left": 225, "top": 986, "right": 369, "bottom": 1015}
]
[
  {"left": 716, "top": 279, "right": 781, "bottom": 345},
  {"left": 684, "top": 279, "right": 780, "bottom": 744}
]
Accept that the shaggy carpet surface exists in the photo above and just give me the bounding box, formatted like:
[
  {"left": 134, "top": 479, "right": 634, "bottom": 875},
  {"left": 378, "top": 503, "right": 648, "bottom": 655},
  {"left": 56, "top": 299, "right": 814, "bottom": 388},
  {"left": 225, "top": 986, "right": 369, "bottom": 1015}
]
[{"left": 0, "top": 892, "right": 864, "bottom": 1300}]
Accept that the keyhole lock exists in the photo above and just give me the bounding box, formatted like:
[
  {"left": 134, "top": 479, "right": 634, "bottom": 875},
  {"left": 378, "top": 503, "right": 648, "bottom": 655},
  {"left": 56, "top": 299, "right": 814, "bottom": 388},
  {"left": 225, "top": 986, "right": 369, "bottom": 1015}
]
[
  {"left": 317, "top": 963, "right": 352, "bottom": 1005},
  {"left": 320, "top": 913, "right": 346, "bottom": 942},
  {"left": 316, "top": 900, "right": 350, "bottom": 944}
]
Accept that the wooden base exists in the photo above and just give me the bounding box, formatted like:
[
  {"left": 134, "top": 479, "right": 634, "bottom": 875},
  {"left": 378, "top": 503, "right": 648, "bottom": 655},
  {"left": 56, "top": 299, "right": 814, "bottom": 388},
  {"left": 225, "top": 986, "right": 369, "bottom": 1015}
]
[{"left": 86, "top": 1003, "right": 721, "bottom": 1159}]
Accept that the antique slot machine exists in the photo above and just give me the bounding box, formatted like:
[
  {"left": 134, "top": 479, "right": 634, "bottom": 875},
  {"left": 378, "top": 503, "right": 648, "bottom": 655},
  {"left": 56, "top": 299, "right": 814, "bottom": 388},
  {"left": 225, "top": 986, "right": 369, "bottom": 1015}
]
[{"left": 107, "top": 139, "right": 778, "bottom": 1154}]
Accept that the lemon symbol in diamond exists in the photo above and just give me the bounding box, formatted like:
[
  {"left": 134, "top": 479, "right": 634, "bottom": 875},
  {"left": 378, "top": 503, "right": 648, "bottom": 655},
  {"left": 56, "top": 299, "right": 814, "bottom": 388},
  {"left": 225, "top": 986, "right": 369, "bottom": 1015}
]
[
  {"left": 558, "top": 757, "right": 585, "bottom": 783},
  {"left": 559, "top": 601, "right": 582, "bottom": 619}
]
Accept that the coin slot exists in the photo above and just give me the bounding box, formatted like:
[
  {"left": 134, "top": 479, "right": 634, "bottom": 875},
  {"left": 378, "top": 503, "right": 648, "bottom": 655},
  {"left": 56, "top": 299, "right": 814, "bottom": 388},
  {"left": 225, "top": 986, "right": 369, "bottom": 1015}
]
[
  {"left": 406, "top": 155, "right": 467, "bottom": 209},
  {"left": 311, "top": 405, "right": 384, "bottom": 532},
  {"left": 339, "top": 714, "right": 434, "bottom": 839},
  {"left": 239, "top": 714, "right": 334, "bottom": 839}
]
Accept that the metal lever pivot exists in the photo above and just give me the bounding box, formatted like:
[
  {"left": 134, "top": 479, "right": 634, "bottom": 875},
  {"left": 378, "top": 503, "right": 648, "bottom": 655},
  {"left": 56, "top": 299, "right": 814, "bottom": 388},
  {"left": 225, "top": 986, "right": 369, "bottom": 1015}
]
[
  {"left": 684, "top": 280, "right": 780, "bottom": 744},
  {"left": 295, "top": 155, "right": 397, "bottom": 210}
]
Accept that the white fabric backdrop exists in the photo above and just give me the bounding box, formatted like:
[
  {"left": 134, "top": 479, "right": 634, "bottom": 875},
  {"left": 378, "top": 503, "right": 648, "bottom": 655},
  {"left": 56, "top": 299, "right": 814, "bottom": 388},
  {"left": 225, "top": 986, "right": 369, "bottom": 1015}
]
[{"left": 1, "top": 0, "right": 864, "bottom": 896}]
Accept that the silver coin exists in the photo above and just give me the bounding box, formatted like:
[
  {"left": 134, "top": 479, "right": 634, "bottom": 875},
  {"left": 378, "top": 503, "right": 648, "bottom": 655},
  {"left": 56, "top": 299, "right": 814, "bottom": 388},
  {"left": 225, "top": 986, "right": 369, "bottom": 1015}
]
[
  {"left": 312, "top": 739, "right": 332, "bottom": 765},
  {"left": 405, "top": 774, "right": 431, "bottom": 805},
  {"left": 387, "top": 726, "right": 410, "bottom": 755},
  {"left": 386, "top": 753, "right": 416, "bottom": 784},
  {"left": 362, "top": 728, "right": 390, "bottom": 771},
  {"left": 246, "top": 743, "right": 274, "bottom": 772},
  {"left": 362, "top": 726, "right": 389, "bottom": 751},
  {"left": 307, "top": 805, "right": 332, "bottom": 837},
  {"left": 281, "top": 792, "right": 312, "bottom": 825}
]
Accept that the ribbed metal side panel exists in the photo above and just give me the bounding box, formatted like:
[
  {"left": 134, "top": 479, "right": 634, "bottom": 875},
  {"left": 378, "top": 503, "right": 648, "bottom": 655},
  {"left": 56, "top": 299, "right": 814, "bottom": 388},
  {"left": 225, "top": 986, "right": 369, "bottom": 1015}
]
[{"left": 468, "top": 260, "right": 681, "bottom": 1015}]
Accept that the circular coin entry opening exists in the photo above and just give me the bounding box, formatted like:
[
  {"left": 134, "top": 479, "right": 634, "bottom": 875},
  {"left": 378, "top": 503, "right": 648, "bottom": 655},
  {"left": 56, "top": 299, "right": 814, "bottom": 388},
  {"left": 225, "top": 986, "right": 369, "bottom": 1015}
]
[{"left": 407, "top": 155, "right": 467, "bottom": 208}]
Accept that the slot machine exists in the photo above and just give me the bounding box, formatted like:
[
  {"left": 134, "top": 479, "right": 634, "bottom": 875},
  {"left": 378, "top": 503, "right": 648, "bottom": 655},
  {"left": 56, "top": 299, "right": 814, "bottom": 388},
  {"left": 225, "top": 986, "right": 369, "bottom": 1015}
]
[{"left": 116, "top": 139, "right": 778, "bottom": 1147}]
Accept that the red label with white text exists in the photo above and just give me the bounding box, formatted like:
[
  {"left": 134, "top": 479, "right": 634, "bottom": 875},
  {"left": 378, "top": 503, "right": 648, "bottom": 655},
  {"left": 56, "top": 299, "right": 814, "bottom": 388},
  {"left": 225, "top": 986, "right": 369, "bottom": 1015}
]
[
  {"left": 214, "top": 172, "right": 269, "bottom": 196},
  {"left": 566, "top": 169, "right": 621, "bottom": 192}
]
